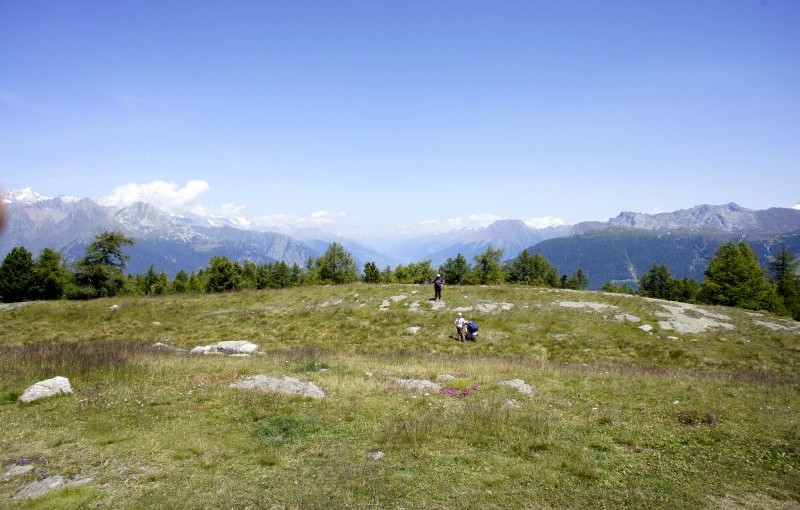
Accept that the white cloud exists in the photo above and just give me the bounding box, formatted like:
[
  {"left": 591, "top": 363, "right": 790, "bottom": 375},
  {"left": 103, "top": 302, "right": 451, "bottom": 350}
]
[
  {"left": 793, "top": 203, "right": 800, "bottom": 211},
  {"left": 99, "top": 180, "right": 211, "bottom": 214},
  {"left": 523, "top": 216, "right": 568, "bottom": 229}
]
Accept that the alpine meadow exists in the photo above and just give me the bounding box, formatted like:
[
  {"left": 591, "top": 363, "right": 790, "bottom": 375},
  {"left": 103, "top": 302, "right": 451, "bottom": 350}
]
[{"left": 1, "top": 279, "right": 798, "bottom": 509}]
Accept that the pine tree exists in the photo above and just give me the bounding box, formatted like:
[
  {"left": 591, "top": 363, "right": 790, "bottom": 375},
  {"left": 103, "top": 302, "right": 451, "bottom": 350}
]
[
  {"left": 473, "top": 247, "right": 505, "bottom": 285},
  {"left": 31, "top": 247, "right": 68, "bottom": 300},
  {"left": 701, "top": 241, "right": 775, "bottom": 310},
  {"left": 73, "top": 231, "right": 135, "bottom": 298},
  {"left": 439, "top": 254, "right": 471, "bottom": 285},
  {"left": 316, "top": 242, "right": 357, "bottom": 284},
  {"left": 769, "top": 247, "right": 800, "bottom": 318},
  {"left": 639, "top": 264, "right": 675, "bottom": 300},
  {"left": 507, "top": 249, "right": 558, "bottom": 286},
  {"left": 0, "top": 246, "right": 36, "bottom": 302},
  {"left": 363, "top": 261, "right": 381, "bottom": 283}
]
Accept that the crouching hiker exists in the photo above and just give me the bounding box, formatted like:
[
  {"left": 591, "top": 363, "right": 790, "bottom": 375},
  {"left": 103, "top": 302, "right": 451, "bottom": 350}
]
[{"left": 464, "top": 320, "right": 479, "bottom": 341}]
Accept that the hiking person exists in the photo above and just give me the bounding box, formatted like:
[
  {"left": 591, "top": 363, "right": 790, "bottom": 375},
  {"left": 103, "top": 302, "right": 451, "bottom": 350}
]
[
  {"left": 454, "top": 312, "right": 466, "bottom": 342},
  {"left": 464, "top": 320, "right": 479, "bottom": 341},
  {"left": 433, "top": 274, "right": 444, "bottom": 301}
]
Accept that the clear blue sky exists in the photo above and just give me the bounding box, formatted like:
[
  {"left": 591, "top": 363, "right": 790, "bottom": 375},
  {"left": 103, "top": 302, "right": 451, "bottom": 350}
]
[{"left": 2, "top": 0, "right": 798, "bottom": 238}]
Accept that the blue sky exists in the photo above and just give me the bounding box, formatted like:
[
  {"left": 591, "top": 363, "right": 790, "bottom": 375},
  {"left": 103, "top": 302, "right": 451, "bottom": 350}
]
[{"left": 2, "top": 0, "right": 798, "bottom": 239}]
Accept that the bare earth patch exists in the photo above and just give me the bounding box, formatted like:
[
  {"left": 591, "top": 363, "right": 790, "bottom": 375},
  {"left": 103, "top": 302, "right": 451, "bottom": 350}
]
[{"left": 710, "top": 493, "right": 800, "bottom": 510}]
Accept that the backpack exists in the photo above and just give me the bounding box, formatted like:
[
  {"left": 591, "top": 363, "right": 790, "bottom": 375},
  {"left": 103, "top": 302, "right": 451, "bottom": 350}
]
[{"left": 466, "top": 321, "right": 478, "bottom": 332}]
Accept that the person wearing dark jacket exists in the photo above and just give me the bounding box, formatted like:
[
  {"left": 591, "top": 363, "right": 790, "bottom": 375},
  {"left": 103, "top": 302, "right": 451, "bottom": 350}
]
[{"left": 433, "top": 274, "right": 444, "bottom": 301}]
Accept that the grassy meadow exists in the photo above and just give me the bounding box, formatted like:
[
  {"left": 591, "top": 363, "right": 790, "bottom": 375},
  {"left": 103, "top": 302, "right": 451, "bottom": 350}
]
[{"left": 1, "top": 284, "right": 798, "bottom": 509}]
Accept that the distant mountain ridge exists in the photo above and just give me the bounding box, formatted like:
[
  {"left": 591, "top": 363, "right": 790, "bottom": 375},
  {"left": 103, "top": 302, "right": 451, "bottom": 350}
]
[
  {"left": 3, "top": 189, "right": 800, "bottom": 286},
  {"left": 1, "top": 190, "right": 393, "bottom": 275}
]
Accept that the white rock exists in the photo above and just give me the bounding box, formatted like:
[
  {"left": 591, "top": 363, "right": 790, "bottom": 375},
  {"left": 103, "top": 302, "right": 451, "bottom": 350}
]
[
  {"left": 108, "top": 304, "right": 120, "bottom": 312},
  {"left": 216, "top": 340, "right": 259, "bottom": 354},
  {"left": 230, "top": 375, "right": 325, "bottom": 399},
  {"left": 14, "top": 475, "right": 65, "bottom": 500},
  {"left": 405, "top": 326, "right": 421, "bottom": 335},
  {"left": 639, "top": 324, "right": 654, "bottom": 333},
  {"left": 191, "top": 340, "right": 259, "bottom": 355},
  {"left": 19, "top": 376, "right": 72, "bottom": 403},
  {"left": 500, "top": 379, "right": 534, "bottom": 396},
  {"left": 390, "top": 377, "right": 441, "bottom": 392},
  {"left": 3, "top": 464, "right": 34, "bottom": 479}
]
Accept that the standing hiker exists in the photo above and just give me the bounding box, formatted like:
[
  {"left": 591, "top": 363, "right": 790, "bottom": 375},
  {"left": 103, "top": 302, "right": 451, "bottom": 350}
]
[
  {"left": 433, "top": 274, "right": 444, "bottom": 301},
  {"left": 454, "top": 312, "right": 466, "bottom": 342}
]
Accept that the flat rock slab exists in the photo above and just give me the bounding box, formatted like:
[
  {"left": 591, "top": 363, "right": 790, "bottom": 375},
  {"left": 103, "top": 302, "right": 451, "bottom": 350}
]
[
  {"left": 191, "top": 340, "right": 259, "bottom": 355},
  {"left": 230, "top": 375, "right": 325, "bottom": 399},
  {"left": 19, "top": 376, "right": 72, "bottom": 403},
  {"left": 14, "top": 475, "right": 93, "bottom": 500},
  {"left": 2, "top": 464, "right": 34, "bottom": 480}
]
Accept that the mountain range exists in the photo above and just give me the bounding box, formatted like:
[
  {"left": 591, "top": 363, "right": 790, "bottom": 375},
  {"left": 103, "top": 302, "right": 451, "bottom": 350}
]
[{"left": 3, "top": 188, "right": 800, "bottom": 289}]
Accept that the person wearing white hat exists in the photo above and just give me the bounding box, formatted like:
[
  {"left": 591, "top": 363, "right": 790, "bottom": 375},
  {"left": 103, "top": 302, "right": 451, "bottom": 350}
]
[{"left": 454, "top": 312, "right": 466, "bottom": 342}]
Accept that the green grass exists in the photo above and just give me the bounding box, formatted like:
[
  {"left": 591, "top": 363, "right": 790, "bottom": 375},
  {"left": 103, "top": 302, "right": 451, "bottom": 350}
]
[{"left": 1, "top": 284, "right": 798, "bottom": 509}]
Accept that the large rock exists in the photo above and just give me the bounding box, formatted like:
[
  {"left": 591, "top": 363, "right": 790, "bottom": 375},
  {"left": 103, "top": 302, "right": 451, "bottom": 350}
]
[
  {"left": 390, "top": 377, "right": 441, "bottom": 392},
  {"left": 500, "top": 379, "right": 534, "bottom": 396},
  {"left": 190, "top": 340, "right": 259, "bottom": 355},
  {"left": 230, "top": 375, "right": 325, "bottom": 399},
  {"left": 19, "top": 376, "right": 72, "bottom": 403}
]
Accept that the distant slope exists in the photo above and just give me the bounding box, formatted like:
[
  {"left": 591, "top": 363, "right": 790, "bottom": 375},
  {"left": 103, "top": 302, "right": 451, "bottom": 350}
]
[{"left": 532, "top": 228, "right": 800, "bottom": 290}]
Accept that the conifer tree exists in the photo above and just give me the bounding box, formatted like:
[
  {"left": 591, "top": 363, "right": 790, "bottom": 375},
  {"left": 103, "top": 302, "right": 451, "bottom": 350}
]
[
  {"left": 700, "top": 241, "right": 775, "bottom": 310},
  {"left": 0, "top": 246, "right": 35, "bottom": 302}
]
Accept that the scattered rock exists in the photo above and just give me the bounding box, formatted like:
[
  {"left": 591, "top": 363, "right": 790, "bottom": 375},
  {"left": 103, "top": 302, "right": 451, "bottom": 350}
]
[
  {"left": 500, "top": 379, "right": 534, "bottom": 396},
  {"left": 390, "top": 295, "right": 407, "bottom": 302},
  {"left": 752, "top": 319, "right": 800, "bottom": 333},
  {"left": 452, "top": 306, "right": 473, "bottom": 312},
  {"left": 639, "top": 324, "right": 654, "bottom": 333},
  {"left": 152, "top": 342, "right": 188, "bottom": 354},
  {"left": 615, "top": 313, "right": 641, "bottom": 323},
  {"left": 13, "top": 475, "right": 93, "bottom": 500},
  {"left": 230, "top": 375, "right": 325, "bottom": 399},
  {"left": 435, "top": 374, "right": 456, "bottom": 382},
  {"left": 2, "top": 464, "right": 34, "bottom": 480},
  {"left": 0, "top": 302, "right": 31, "bottom": 312},
  {"left": 190, "top": 340, "right": 259, "bottom": 355},
  {"left": 108, "top": 304, "right": 120, "bottom": 312},
  {"left": 430, "top": 300, "right": 446, "bottom": 310},
  {"left": 557, "top": 301, "right": 617, "bottom": 311},
  {"left": 405, "top": 326, "right": 421, "bottom": 335},
  {"left": 390, "top": 377, "right": 441, "bottom": 392},
  {"left": 476, "top": 302, "right": 514, "bottom": 313},
  {"left": 369, "top": 451, "right": 386, "bottom": 461},
  {"left": 19, "top": 376, "right": 72, "bottom": 403}
]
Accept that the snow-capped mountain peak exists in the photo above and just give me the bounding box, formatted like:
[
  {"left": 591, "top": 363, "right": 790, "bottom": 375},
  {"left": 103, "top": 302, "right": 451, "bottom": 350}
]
[{"left": 3, "top": 187, "right": 51, "bottom": 204}]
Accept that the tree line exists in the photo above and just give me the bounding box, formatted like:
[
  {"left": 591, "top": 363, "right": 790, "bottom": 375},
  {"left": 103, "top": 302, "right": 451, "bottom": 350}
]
[
  {"left": 0, "top": 231, "right": 589, "bottom": 302},
  {"left": 602, "top": 241, "right": 800, "bottom": 320},
  {"left": 1, "top": 231, "right": 797, "bottom": 319}
]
